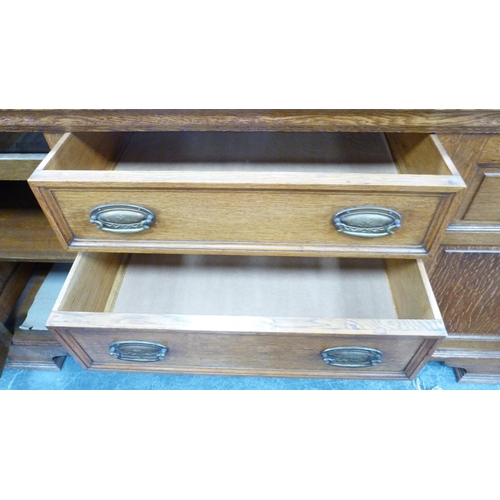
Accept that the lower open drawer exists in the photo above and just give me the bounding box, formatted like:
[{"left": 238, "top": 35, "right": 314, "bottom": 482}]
[{"left": 47, "top": 253, "right": 446, "bottom": 379}]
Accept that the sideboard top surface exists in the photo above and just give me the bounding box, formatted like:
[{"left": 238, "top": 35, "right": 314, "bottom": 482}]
[{"left": 1, "top": 110, "right": 500, "bottom": 133}]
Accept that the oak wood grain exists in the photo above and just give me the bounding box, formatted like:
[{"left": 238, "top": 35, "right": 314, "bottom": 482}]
[
  {"left": 43, "top": 133, "right": 64, "bottom": 149},
  {"left": 48, "top": 323, "right": 441, "bottom": 379},
  {"left": 0, "top": 156, "right": 46, "bottom": 180},
  {"left": 443, "top": 231, "right": 500, "bottom": 246},
  {"left": 430, "top": 250, "right": 500, "bottom": 335},
  {"left": 385, "top": 259, "right": 442, "bottom": 320},
  {"left": 28, "top": 131, "right": 464, "bottom": 257},
  {"left": 46, "top": 253, "right": 445, "bottom": 379},
  {"left": 55, "top": 253, "right": 127, "bottom": 313},
  {"left": 478, "top": 134, "right": 500, "bottom": 163},
  {"left": 0, "top": 132, "right": 49, "bottom": 179},
  {"left": 463, "top": 173, "right": 500, "bottom": 221},
  {"left": 3, "top": 110, "right": 500, "bottom": 133},
  {"left": 0, "top": 208, "right": 72, "bottom": 261},
  {"left": 438, "top": 135, "right": 499, "bottom": 230}
]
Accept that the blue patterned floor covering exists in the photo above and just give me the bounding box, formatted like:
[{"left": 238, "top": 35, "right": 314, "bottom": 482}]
[{"left": 1, "top": 358, "right": 499, "bottom": 390}]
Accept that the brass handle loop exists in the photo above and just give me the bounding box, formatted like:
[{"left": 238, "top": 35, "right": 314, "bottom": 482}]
[
  {"left": 109, "top": 341, "right": 168, "bottom": 362},
  {"left": 332, "top": 206, "right": 402, "bottom": 238},
  {"left": 321, "top": 346, "right": 382, "bottom": 368},
  {"left": 90, "top": 203, "right": 156, "bottom": 234}
]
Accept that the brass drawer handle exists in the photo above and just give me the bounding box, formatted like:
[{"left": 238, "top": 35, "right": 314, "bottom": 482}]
[
  {"left": 90, "top": 204, "right": 156, "bottom": 234},
  {"left": 332, "top": 206, "right": 402, "bottom": 238},
  {"left": 321, "top": 347, "right": 382, "bottom": 368},
  {"left": 109, "top": 341, "right": 168, "bottom": 362}
]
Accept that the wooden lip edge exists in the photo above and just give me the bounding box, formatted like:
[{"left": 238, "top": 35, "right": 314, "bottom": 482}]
[
  {"left": 3, "top": 110, "right": 500, "bottom": 133},
  {"left": 28, "top": 172, "right": 466, "bottom": 191},
  {"left": 28, "top": 130, "right": 465, "bottom": 190},
  {"left": 78, "top": 363, "right": 415, "bottom": 379},
  {"left": 64, "top": 241, "right": 431, "bottom": 258},
  {"left": 46, "top": 311, "right": 447, "bottom": 337}
]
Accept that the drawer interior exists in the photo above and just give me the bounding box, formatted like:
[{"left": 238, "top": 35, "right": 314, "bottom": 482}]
[
  {"left": 114, "top": 132, "right": 399, "bottom": 174},
  {"left": 40, "top": 131, "right": 458, "bottom": 178},
  {"left": 55, "top": 253, "right": 441, "bottom": 322},
  {"left": 113, "top": 255, "right": 398, "bottom": 318}
]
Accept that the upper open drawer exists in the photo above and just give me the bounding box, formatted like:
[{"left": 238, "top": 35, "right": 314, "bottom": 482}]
[{"left": 29, "top": 132, "right": 465, "bottom": 258}]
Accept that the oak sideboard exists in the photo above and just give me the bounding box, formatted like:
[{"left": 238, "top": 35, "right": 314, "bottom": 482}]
[{"left": 1, "top": 110, "right": 499, "bottom": 382}]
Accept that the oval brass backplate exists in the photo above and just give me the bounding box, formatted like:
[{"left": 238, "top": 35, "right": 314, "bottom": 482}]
[
  {"left": 109, "top": 341, "right": 168, "bottom": 362},
  {"left": 332, "top": 206, "right": 402, "bottom": 238},
  {"left": 90, "top": 203, "right": 156, "bottom": 234},
  {"left": 321, "top": 346, "right": 382, "bottom": 368}
]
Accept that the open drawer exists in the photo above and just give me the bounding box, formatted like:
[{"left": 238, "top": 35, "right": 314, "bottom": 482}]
[
  {"left": 29, "top": 132, "right": 464, "bottom": 258},
  {"left": 46, "top": 253, "right": 446, "bottom": 379}
]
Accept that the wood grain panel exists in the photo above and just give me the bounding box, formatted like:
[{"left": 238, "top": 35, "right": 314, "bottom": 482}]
[
  {"left": 443, "top": 232, "right": 500, "bottom": 246},
  {"left": 386, "top": 133, "right": 459, "bottom": 176},
  {"left": 43, "top": 133, "right": 64, "bottom": 149},
  {"left": 0, "top": 156, "right": 46, "bottom": 180},
  {"left": 0, "top": 209, "right": 71, "bottom": 261},
  {"left": 438, "top": 135, "right": 500, "bottom": 231},
  {"left": 478, "top": 134, "right": 500, "bottom": 163},
  {"left": 463, "top": 173, "right": 500, "bottom": 221},
  {"left": 437, "top": 134, "right": 490, "bottom": 181},
  {"left": 50, "top": 325, "right": 436, "bottom": 379},
  {"left": 40, "top": 132, "right": 131, "bottom": 171},
  {"left": 0, "top": 181, "right": 70, "bottom": 261},
  {"left": 385, "top": 259, "right": 441, "bottom": 320},
  {"left": 4, "top": 110, "right": 500, "bottom": 133},
  {"left": 430, "top": 250, "right": 500, "bottom": 335},
  {"left": 49, "top": 188, "right": 442, "bottom": 251},
  {"left": 56, "top": 253, "right": 127, "bottom": 313}
]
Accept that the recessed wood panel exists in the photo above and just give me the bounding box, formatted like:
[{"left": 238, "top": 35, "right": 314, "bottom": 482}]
[
  {"left": 430, "top": 251, "right": 500, "bottom": 335},
  {"left": 463, "top": 173, "right": 500, "bottom": 222}
]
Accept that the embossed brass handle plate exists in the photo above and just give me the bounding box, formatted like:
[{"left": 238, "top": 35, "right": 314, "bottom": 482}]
[
  {"left": 321, "top": 346, "right": 382, "bottom": 368},
  {"left": 90, "top": 204, "right": 156, "bottom": 234},
  {"left": 109, "top": 341, "right": 168, "bottom": 362},
  {"left": 332, "top": 206, "right": 402, "bottom": 238}
]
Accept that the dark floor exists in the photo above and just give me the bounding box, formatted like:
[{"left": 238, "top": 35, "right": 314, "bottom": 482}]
[{"left": 1, "top": 358, "right": 499, "bottom": 390}]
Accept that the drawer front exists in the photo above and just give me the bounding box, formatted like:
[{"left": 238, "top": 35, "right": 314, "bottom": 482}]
[
  {"left": 29, "top": 131, "right": 464, "bottom": 257},
  {"left": 49, "top": 324, "right": 440, "bottom": 379},
  {"left": 46, "top": 253, "right": 447, "bottom": 380},
  {"left": 46, "top": 187, "right": 444, "bottom": 257}
]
